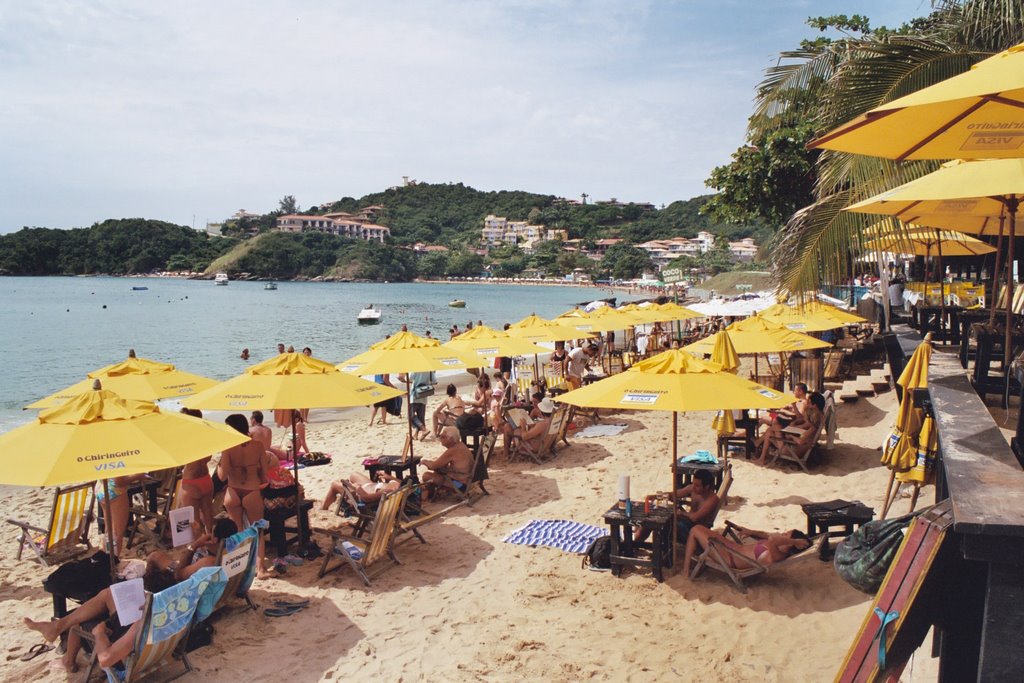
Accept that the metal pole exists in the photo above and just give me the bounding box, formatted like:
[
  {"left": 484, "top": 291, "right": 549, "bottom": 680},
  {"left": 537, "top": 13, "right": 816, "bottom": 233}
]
[
  {"left": 291, "top": 417, "right": 305, "bottom": 551},
  {"left": 671, "top": 411, "right": 679, "bottom": 569},
  {"left": 103, "top": 479, "right": 117, "bottom": 579}
]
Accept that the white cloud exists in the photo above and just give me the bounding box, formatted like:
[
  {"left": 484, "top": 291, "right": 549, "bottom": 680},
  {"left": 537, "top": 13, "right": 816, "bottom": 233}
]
[{"left": 0, "top": 0, "right": 924, "bottom": 230}]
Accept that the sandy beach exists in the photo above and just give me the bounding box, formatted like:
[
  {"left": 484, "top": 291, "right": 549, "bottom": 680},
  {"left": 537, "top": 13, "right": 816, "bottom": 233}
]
[{"left": 0, "top": 369, "right": 941, "bottom": 682}]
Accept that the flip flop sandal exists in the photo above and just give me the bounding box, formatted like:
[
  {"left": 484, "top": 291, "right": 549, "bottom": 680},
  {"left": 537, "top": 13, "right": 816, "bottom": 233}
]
[
  {"left": 20, "top": 643, "right": 55, "bottom": 661},
  {"left": 271, "top": 559, "right": 289, "bottom": 574},
  {"left": 264, "top": 605, "right": 302, "bottom": 617},
  {"left": 273, "top": 599, "right": 310, "bottom": 609},
  {"left": 281, "top": 554, "right": 304, "bottom": 566}
]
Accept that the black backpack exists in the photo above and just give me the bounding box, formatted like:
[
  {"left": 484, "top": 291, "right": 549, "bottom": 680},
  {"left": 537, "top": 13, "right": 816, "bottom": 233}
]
[{"left": 582, "top": 536, "right": 612, "bottom": 571}]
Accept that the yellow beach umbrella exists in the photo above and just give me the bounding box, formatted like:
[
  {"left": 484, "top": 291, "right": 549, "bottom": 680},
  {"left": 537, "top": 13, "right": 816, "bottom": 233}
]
[
  {"left": 337, "top": 331, "right": 482, "bottom": 376},
  {"left": 505, "top": 314, "right": 595, "bottom": 343},
  {"left": 797, "top": 301, "right": 868, "bottom": 325},
  {"left": 809, "top": 42, "right": 1024, "bottom": 161},
  {"left": 642, "top": 302, "right": 704, "bottom": 324},
  {"left": 881, "top": 336, "right": 933, "bottom": 518},
  {"left": 0, "top": 385, "right": 250, "bottom": 487},
  {"left": 759, "top": 302, "right": 866, "bottom": 332},
  {"left": 556, "top": 308, "right": 637, "bottom": 334},
  {"left": 864, "top": 228, "right": 996, "bottom": 257},
  {"left": 683, "top": 315, "right": 832, "bottom": 356},
  {"left": 555, "top": 349, "right": 794, "bottom": 564},
  {"left": 443, "top": 324, "right": 549, "bottom": 358},
  {"left": 706, "top": 331, "right": 741, "bottom": 435},
  {"left": 27, "top": 351, "right": 219, "bottom": 409}
]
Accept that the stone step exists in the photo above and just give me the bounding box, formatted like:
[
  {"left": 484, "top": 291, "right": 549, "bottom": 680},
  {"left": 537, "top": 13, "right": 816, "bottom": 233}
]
[
  {"left": 839, "top": 392, "right": 860, "bottom": 403},
  {"left": 855, "top": 386, "right": 877, "bottom": 397}
]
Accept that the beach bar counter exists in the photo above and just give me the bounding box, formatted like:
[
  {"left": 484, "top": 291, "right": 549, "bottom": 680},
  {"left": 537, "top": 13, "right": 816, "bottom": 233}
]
[{"left": 880, "top": 326, "right": 1024, "bottom": 681}]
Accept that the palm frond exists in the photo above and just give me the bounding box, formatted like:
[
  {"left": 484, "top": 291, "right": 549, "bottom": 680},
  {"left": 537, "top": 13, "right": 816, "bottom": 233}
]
[
  {"left": 936, "top": 0, "right": 1024, "bottom": 51},
  {"left": 749, "top": 47, "right": 843, "bottom": 134}
]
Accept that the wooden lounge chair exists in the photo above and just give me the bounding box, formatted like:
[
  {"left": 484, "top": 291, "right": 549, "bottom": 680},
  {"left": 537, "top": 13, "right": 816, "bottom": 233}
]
[
  {"left": 211, "top": 525, "right": 261, "bottom": 613},
  {"left": 823, "top": 349, "right": 848, "bottom": 381},
  {"left": 509, "top": 404, "right": 567, "bottom": 464},
  {"left": 7, "top": 482, "right": 94, "bottom": 566},
  {"left": 690, "top": 521, "right": 823, "bottom": 593},
  {"left": 318, "top": 485, "right": 410, "bottom": 585},
  {"left": 74, "top": 566, "right": 224, "bottom": 682},
  {"left": 126, "top": 467, "right": 182, "bottom": 549},
  {"left": 716, "top": 410, "right": 758, "bottom": 461},
  {"left": 768, "top": 396, "right": 834, "bottom": 473}
]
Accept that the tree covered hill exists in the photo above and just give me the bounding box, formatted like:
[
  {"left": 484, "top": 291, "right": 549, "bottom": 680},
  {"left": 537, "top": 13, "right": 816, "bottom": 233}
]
[{"left": 0, "top": 218, "right": 236, "bottom": 275}]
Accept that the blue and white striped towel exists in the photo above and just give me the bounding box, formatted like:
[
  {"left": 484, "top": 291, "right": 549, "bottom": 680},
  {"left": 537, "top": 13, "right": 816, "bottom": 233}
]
[{"left": 502, "top": 519, "right": 607, "bottom": 554}]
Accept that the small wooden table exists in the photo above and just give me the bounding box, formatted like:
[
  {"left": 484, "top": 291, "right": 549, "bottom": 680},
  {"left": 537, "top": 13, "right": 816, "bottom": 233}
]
[
  {"left": 603, "top": 502, "right": 674, "bottom": 582},
  {"left": 801, "top": 499, "right": 874, "bottom": 539},
  {"left": 671, "top": 459, "right": 726, "bottom": 492},
  {"left": 364, "top": 455, "right": 422, "bottom": 484}
]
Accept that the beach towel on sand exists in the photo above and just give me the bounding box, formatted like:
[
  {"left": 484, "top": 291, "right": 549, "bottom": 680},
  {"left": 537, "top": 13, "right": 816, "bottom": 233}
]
[
  {"left": 503, "top": 520, "right": 607, "bottom": 554},
  {"left": 575, "top": 423, "right": 628, "bottom": 438}
]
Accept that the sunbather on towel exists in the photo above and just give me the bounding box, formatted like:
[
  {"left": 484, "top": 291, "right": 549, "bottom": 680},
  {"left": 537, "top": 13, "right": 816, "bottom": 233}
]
[
  {"left": 321, "top": 472, "right": 401, "bottom": 510},
  {"left": 683, "top": 524, "right": 812, "bottom": 579},
  {"left": 420, "top": 426, "right": 474, "bottom": 501},
  {"left": 757, "top": 391, "right": 824, "bottom": 465},
  {"left": 634, "top": 470, "right": 719, "bottom": 544},
  {"left": 23, "top": 555, "right": 178, "bottom": 673}
]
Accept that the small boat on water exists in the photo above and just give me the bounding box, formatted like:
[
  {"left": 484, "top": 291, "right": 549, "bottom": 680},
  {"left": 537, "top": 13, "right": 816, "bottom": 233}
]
[
  {"left": 131, "top": 286, "right": 148, "bottom": 291},
  {"left": 264, "top": 282, "right": 278, "bottom": 290},
  {"left": 214, "top": 273, "right": 229, "bottom": 286},
  {"left": 358, "top": 305, "right": 382, "bottom": 325},
  {"left": 448, "top": 299, "right": 466, "bottom": 308}
]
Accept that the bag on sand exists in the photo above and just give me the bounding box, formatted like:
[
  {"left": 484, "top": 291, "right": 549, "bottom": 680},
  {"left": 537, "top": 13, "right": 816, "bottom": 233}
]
[
  {"left": 834, "top": 510, "right": 921, "bottom": 594},
  {"left": 386, "top": 396, "right": 403, "bottom": 417},
  {"left": 582, "top": 535, "right": 612, "bottom": 571}
]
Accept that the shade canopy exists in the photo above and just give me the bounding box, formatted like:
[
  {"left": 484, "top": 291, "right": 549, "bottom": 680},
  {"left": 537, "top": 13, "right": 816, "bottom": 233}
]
[
  {"left": 337, "top": 331, "right": 482, "bottom": 375},
  {"left": 0, "top": 387, "right": 249, "bottom": 487},
  {"left": 758, "top": 302, "right": 866, "bottom": 332},
  {"left": 809, "top": 43, "right": 1024, "bottom": 161},
  {"left": 443, "top": 324, "right": 549, "bottom": 358},
  {"left": 505, "top": 314, "right": 596, "bottom": 343},
  {"left": 554, "top": 350, "right": 794, "bottom": 413},
  {"left": 185, "top": 352, "right": 404, "bottom": 411},
  {"left": 27, "top": 354, "right": 219, "bottom": 409},
  {"left": 864, "top": 228, "right": 996, "bottom": 257},
  {"left": 683, "top": 316, "right": 832, "bottom": 355}
]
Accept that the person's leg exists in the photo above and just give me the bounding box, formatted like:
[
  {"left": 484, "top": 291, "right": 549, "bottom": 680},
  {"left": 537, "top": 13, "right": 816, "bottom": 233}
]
[
  {"left": 93, "top": 620, "right": 141, "bottom": 670},
  {"left": 223, "top": 488, "right": 245, "bottom": 532},
  {"left": 179, "top": 484, "right": 206, "bottom": 535},
  {"left": 683, "top": 525, "right": 713, "bottom": 578},
  {"left": 239, "top": 491, "right": 272, "bottom": 578},
  {"left": 62, "top": 629, "right": 82, "bottom": 673},
  {"left": 107, "top": 489, "right": 129, "bottom": 558},
  {"left": 321, "top": 481, "right": 346, "bottom": 510},
  {"left": 24, "top": 588, "right": 115, "bottom": 643}
]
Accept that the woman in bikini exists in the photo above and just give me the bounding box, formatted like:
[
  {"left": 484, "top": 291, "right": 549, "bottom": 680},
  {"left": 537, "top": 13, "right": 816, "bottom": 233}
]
[
  {"left": 683, "top": 524, "right": 812, "bottom": 579},
  {"left": 432, "top": 383, "right": 466, "bottom": 436},
  {"left": 218, "top": 414, "right": 274, "bottom": 577},
  {"left": 290, "top": 410, "right": 311, "bottom": 457},
  {"left": 466, "top": 374, "right": 490, "bottom": 414},
  {"left": 320, "top": 472, "right": 401, "bottom": 511},
  {"left": 178, "top": 408, "right": 215, "bottom": 535}
]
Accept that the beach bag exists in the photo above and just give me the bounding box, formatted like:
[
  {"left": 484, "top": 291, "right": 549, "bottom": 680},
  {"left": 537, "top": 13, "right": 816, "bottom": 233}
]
[
  {"left": 386, "top": 396, "right": 403, "bottom": 417},
  {"left": 834, "top": 510, "right": 920, "bottom": 594},
  {"left": 44, "top": 551, "right": 113, "bottom": 600},
  {"left": 582, "top": 535, "right": 612, "bottom": 571},
  {"left": 414, "top": 384, "right": 435, "bottom": 399},
  {"left": 185, "top": 620, "right": 214, "bottom": 652},
  {"left": 456, "top": 412, "right": 485, "bottom": 435}
]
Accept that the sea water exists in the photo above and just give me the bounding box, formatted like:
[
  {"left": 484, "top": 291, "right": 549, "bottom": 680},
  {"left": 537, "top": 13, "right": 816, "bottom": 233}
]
[{"left": 0, "top": 276, "right": 608, "bottom": 430}]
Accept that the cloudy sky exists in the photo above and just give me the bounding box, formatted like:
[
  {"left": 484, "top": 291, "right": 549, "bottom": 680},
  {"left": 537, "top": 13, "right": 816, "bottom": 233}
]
[{"left": 0, "top": 1, "right": 926, "bottom": 232}]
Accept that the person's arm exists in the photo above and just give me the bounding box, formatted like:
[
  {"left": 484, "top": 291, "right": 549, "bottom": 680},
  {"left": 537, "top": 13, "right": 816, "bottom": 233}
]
[
  {"left": 673, "top": 483, "right": 694, "bottom": 499},
  {"left": 685, "top": 494, "right": 719, "bottom": 524}
]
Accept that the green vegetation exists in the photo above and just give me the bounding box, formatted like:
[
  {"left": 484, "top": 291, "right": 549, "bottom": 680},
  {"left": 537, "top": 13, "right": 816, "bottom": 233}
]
[
  {"left": 695, "top": 271, "right": 774, "bottom": 297},
  {"left": 0, "top": 218, "right": 236, "bottom": 275}
]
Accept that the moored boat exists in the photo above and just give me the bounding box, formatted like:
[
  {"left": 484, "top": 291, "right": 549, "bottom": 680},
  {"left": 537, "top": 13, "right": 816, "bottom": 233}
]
[
  {"left": 448, "top": 299, "right": 466, "bottom": 308},
  {"left": 214, "top": 273, "right": 229, "bottom": 286},
  {"left": 357, "top": 305, "right": 382, "bottom": 325},
  {"left": 264, "top": 282, "right": 278, "bottom": 290}
]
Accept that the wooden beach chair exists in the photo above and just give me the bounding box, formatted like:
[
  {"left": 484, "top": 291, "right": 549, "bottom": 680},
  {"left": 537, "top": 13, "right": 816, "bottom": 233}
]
[
  {"left": 509, "top": 404, "right": 567, "bottom": 464},
  {"left": 716, "top": 410, "right": 758, "bottom": 461},
  {"left": 126, "top": 467, "right": 182, "bottom": 549},
  {"left": 7, "top": 482, "right": 94, "bottom": 566},
  {"left": 318, "top": 485, "right": 410, "bottom": 585},
  {"left": 689, "top": 521, "right": 823, "bottom": 593},
  {"left": 73, "top": 567, "right": 224, "bottom": 682},
  {"left": 768, "top": 396, "right": 833, "bottom": 473},
  {"left": 211, "top": 525, "right": 261, "bottom": 613}
]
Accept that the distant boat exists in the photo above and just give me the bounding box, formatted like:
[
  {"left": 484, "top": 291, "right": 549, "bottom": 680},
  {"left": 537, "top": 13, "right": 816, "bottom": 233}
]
[
  {"left": 448, "top": 299, "right": 466, "bottom": 308},
  {"left": 131, "top": 286, "right": 148, "bottom": 291},
  {"left": 264, "top": 282, "right": 278, "bottom": 290},
  {"left": 214, "top": 273, "right": 229, "bottom": 286},
  {"left": 357, "top": 305, "right": 382, "bottom": 325}
]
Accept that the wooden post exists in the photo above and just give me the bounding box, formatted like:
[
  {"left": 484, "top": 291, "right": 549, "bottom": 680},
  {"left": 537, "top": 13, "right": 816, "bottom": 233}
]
[
  {"left": 1005, "top": 199, "right": 1018, "bottom": 371},
  {"left": 671, "top": 411, "right": 679, "bottom": 569},
  {"left": 988, "top": 215, "right": 1005, "bottom": 327}
]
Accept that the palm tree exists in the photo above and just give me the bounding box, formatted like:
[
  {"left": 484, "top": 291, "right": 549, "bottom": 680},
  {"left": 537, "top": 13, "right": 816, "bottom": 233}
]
[{"left": 761, "top": 1, "right": 1024, "bottom": 293}]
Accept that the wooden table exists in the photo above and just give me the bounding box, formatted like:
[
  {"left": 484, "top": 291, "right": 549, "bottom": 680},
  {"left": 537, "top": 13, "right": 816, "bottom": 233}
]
[
  {"left": 801, "top": 499, "right": 874, "bottom": 539},
  {"left": 671, "top": 458, "right": 726, "bottom": 492},
  {"left": 603, "top": 502, "right": 674, "bottom": 582},
  {"left": 364, "top": 455, "right": 422, "bottom": 484}
]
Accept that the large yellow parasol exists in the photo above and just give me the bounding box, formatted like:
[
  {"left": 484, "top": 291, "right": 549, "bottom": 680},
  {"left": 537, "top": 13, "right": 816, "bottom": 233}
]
[
  {"left": 809, "top": 43, "right": 1024, "bottom": 161},
  {"left": 1, "top": 386, "right": 249, "bottom": 487},
  {"left": 881, "top": 337, "right": 933, "bottom": 518},
  {"left": 683, "top": 315, "right": 832, "bottom": 355},
  {"left": 27, "top": 351, "right": 219, "bottom": 409},
  {"left": 759, "top": 302, "right": 867, "bottom": 332},
  {"left": 706, "top": 331, "right": 741, "bottom": 435},
  {"left": 555, "top": 349, "right": 794, "bottom": 563},
  {"left": 443, "top": 324, "right": 549, "bottom": 358},
  {"left": 505, "top": 314, "right": 595, "bottom": 343}
]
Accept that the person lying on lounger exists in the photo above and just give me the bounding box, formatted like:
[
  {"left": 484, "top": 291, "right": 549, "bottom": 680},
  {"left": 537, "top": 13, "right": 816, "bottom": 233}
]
[
  {"left": 320, "top": 472, "right": 401, "bottom": 511},
  {"left": 683, "top": 524, "right": 812, "bottom": 579},
  {"left": 757, "top": 391, "right": 825, "bottom": 465}
]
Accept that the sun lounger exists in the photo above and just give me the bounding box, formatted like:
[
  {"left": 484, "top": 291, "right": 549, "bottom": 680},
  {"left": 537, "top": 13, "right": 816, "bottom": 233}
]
[
  {"left": 509, "top": 404, "right": 568, "bottom": 464},
  {"left": 7, "top": 482, "right": 94, "bottom": 566},
  {"left": 317, "top": 485, "right": 410, "bottom": 585},
  {"left": 211, "top": 522, "right": 262, "bottom": 613},
  {"left": 73, "top": 566, "right": 226, "bottom": 682},
  {"left": 690, "top": 521, "right": 823, "bottom": 593}
]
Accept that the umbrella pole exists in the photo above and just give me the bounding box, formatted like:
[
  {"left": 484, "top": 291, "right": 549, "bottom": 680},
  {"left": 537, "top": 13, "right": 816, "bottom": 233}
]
[
  {"left": 989, "top": 215, "right": 1006, "bottom": 327},
  {"left": 103, "top": 479, "right": 117, "bottom": 580},
  {"left": 1006, "top": 200, "right": 1018, "bottom": 371},
  {"left": 291, "top": 418, "right": 305, "bottom": 551},
  {"left": 936, "top": 233, "right": 945, "bottom": 343},
  {"left": 671, "top": 411, "right": 679, "bottom": 570},
  {"left": 405, "top": 383, "right": 415, "bottom": 461}
]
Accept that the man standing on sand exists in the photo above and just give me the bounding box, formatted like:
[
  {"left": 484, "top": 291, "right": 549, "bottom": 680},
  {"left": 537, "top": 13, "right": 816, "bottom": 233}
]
[
  {"left": 420, "top": 426, "right": 474, "bottom": 500},
  {"left": 250, "top": 410, "right": 287, "bottom": 460},
  {"left": 567, "top": 343, "right": 597, "bottom": 389}
]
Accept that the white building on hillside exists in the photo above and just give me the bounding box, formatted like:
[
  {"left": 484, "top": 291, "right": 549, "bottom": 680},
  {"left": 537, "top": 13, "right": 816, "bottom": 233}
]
[
  {"left": 481, "top": 215, "right": 546, "bottom": 249},
  {"left": 275, "top": 214, "right": 390, "bottom": 243}
]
